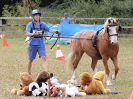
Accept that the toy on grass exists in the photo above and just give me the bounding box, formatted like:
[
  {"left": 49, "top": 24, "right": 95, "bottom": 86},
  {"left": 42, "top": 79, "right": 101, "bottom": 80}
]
[{"left": 79, "top": 71, "right": 111, "bottom": 94}]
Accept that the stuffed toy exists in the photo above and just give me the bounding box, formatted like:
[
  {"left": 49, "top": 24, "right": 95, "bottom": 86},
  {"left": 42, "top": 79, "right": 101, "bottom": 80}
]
[
  {"left": 11, "top": 72, "right": 33, "bottom": 96},
  {"left": 79, "top": 71, "right": 111, "bottom": 94},
  {"left": 50, "top": 73, "right": 59, "bottom": 86},
  {"left": 27, "top": 72, "right": 60, "bottom": 97},
  {"left": 63, "top": 79, "right": 86, "bottom": 97},
  {"left": 49, "top": 85, "right": 64, "bottom": 97},
  {"left": 28, "top": 71, "right": 51, "bottom": 96},
  {"left": 49, "top": 79, "right": 86, "bottom": 97}
]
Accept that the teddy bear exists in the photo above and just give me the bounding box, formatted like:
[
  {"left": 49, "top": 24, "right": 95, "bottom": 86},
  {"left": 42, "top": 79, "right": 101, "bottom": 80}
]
[
  {"left": 79, "top": 71, "right": 111, "bottom": 94},
  {"left": 11, "top": 72, "right": 33, "bottom": 96}
]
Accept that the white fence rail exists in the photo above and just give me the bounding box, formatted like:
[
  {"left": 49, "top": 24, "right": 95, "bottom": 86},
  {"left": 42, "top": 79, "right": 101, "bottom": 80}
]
[
  {"left": 0, "top": 17, "right": 133, "bottom": 36},
  {"left": 0, "top": 17, "right": 133, "bottom": 20}
]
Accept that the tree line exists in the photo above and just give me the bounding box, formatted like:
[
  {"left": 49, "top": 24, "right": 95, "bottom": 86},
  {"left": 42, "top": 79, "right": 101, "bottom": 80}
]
[{"left": 1, "top": 0, "right": 133, "bottom": 18}]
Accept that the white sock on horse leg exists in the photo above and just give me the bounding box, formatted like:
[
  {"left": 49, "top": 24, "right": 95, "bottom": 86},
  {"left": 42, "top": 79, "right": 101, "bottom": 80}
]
[
  {"left": 106, "top": 75, "right": 112, "bottom": 86},
  {"left": 71, "top": 70, "right": 76, "bottom": 80},
  {"left": 94, "top": 68, "right": 98, "bottom": 73},
  {"left": 112, "top": 74, "right": 116, "bottom": 80}
]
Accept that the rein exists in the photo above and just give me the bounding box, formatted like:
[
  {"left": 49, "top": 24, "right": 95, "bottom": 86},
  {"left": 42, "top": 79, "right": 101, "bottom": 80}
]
[
  {"left": 44, "top": 35, "right": 92, "bottom": 49},
  {"left": 46, "top": 24, "right": 120, "bottom": 49},
  {"left": 44, "top": 35, "right": 92, "bottom": 40},
  {"left": 50, "top": 33, "right": 60, "bottom": 49}
]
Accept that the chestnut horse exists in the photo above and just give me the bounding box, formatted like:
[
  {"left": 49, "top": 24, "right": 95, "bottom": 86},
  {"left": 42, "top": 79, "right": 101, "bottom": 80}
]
[{"left": 68, "top": 18, "right": 121, "bottom": 86}]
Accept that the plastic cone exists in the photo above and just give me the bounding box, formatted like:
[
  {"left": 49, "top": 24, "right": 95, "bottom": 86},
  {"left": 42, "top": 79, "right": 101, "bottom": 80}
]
[
  {"left": 2, "top": 34, "right": 8, "bottom": 47},
  {"left": 130, "top": 91, "right": 133, "bottom": 99},
  {"left": 56, "top": 45, "right": 64, "bottom": 60}
]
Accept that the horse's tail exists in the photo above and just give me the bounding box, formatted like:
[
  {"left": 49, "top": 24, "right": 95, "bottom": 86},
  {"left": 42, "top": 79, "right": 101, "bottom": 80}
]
[
  {"left": 67, "top": 50, "right": 76, "bottom": 70},
  {"left": 67, "top": 37, "right": 83, "bottom": 71}
]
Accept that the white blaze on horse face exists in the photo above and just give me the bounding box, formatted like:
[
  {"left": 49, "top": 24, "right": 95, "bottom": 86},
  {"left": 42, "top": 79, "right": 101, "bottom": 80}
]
[{"left": 109, "top": 26, "right": 118, "bottom": 44}]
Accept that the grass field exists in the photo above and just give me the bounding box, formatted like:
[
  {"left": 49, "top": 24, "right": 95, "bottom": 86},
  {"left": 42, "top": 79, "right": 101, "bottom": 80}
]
[{"left": 0, "top": 37, "right": 133, "bottom": 99}]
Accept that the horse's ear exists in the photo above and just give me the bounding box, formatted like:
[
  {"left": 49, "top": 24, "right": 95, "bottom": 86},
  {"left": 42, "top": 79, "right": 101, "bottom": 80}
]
[
  {"left": 116, "top": 18, "right": 120, "bottom": 24},
  {"left": 118, "top": 26, "right": 122, "bottom": 31}
]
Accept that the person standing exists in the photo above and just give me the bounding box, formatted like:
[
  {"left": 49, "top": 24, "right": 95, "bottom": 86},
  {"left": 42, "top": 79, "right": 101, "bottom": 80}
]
[
  {"left": 60, "top": 13, "right": 74, "bottom": 24},
  {"left": 25, "top": 9, "right": 60, "bottom": 74}
]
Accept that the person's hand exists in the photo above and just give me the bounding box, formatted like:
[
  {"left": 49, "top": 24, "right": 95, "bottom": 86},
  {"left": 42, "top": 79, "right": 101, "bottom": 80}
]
[
  {"left": 32, "top": 31, "right": 42, "bottom": 37},
  {"left": 55, "top": 31, "right": 60, "bottom": 34}
]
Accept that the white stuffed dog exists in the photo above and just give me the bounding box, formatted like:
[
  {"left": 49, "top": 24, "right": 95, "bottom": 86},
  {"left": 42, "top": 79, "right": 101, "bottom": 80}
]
[{"left": 59, "top": 79, "right": 86, "bottom": 97}]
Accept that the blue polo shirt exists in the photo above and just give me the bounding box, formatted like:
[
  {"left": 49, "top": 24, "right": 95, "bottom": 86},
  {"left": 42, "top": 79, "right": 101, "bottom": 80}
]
[
  {"left": 60, "top": 17, "right": 73, "bottom": 24},
  {"left": 25, "top": 21, "right": 49, "bottom": 46}
]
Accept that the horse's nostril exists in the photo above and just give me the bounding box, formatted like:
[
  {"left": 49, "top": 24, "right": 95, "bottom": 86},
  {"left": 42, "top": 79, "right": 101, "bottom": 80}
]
[
  {"left": 111, "top": 42, "right": 118, "bottom": 45},
  {"left": 111, "top": 42, "right": 114, "bottom": 44}
]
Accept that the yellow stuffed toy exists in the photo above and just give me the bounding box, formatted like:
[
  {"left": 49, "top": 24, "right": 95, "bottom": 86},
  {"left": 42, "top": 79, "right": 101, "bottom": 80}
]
[{"left": 79, "top": 71, "right": 110, "bottom": 94}]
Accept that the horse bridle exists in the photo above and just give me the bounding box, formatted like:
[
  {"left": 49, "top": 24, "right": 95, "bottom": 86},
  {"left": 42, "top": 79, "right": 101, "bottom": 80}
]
[{"left": 106, "top": 24, "right": 119, "bottom": 37}]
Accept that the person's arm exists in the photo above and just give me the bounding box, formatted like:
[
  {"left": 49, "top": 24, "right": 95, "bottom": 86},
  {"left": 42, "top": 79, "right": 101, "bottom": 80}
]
[
  {"left": 42, "top": 22, "right": 60, "bottom": 35},
  {"left": 25, "top": 23, "right": 33, "bottom": 37},
  {"left": 49, "top": 29, "right": 60, "bottom": 34},
  {"left": 25, "top": 31, "right": 34, "bottom": 37},
  {"left": 25, "top": 23, "right": 40, "bottom": 37},
  {"left": 69, "top": 18, "right": 74, "bottom": 24},
  {"left": 25, "top": 31, "right": 42, "bottom": 37}
]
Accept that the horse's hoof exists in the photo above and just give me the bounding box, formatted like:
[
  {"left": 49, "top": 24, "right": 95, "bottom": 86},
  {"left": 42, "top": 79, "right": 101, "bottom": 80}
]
[
  {"left": 94, "top": 68, "right": 98, "bottom": 73},
  {"left": 106, "top": 80, "right": 113, "bottom": 86},
  {"left": 111, "top": 74, "right": 116, "bottom": 80}
]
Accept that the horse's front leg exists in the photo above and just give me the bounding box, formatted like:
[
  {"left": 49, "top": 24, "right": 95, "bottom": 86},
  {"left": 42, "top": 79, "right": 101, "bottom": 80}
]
[
  {"left": 71, "top": 70, "right": 76, "bottom": 80},
  {"left": 111, "top": 56, "right": 119, "bottom": 80},
  {"left": 102, "top": 57, "right": 112, "bottom": 86}
]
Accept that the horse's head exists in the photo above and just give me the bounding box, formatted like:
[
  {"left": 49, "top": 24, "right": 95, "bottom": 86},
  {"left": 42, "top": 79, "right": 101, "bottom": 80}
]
[{"left": 104, "top": 17, "right": 121, "bottom": 44}]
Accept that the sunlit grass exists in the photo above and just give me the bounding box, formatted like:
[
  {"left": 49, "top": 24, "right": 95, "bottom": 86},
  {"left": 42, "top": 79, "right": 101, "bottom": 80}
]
[{"left": 0, "top": 37, "right": 133, "bottom": 99}]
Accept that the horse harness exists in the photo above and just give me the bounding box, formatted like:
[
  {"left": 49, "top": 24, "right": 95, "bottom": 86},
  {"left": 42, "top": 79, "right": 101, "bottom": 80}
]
[{"left": 92, "top": 28, "right": 103, "bottom": 60}]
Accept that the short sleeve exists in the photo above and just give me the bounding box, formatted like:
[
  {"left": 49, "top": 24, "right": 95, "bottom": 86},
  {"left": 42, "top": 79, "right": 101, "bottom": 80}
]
[
  {"left": 41, "top": 22, "right": 50, "bottom": 32},
  {"left": 25, "top": 22, "right": 32, "bottom": 33}
]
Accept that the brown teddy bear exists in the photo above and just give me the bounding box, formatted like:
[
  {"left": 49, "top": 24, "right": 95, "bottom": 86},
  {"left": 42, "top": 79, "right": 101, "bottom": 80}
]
[
  {"left": 79, "top": 71, "right": 111, "bottom": 94},
  {"left": 11, "top": 72, "right": 33, "bottom": 96}
]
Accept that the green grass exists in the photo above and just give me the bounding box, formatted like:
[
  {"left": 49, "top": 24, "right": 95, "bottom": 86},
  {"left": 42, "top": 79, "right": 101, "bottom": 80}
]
[{"left": 0, "top": 38, "right": 133, "bottom": 99}]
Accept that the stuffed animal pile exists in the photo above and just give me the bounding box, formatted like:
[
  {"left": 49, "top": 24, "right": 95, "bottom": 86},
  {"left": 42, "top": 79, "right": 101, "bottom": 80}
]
[
  {"left": 11, "top": 71, "right": 111, "bottom": 97},
  {"left": 79, "top": 71, "right": 111, "bottom": 94}
]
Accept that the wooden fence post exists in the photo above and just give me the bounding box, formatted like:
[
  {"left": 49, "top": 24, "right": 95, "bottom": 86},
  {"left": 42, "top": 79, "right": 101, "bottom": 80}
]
[{"left": 0, "top": 19, "right": 2, "bottom": 34}]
